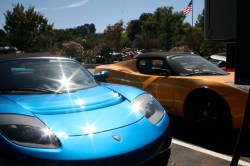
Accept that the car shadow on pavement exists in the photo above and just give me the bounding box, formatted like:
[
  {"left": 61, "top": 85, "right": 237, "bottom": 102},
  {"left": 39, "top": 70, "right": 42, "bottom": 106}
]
[{"left": 168, "top": 115, "right": 250, "bottom": 157}]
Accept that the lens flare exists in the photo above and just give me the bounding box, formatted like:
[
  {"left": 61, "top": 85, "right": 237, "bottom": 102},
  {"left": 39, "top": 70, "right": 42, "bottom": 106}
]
[
  {"left": 76, "top": 99, "right": 84, "bottom": 107},
  {"left": 83, "top": 124, "right": 96, "bottom": 137}
]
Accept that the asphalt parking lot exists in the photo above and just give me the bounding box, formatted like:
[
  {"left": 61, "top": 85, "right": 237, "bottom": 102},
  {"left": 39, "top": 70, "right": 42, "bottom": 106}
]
[
  {"left": 89, "top": 67, "right": 250, "bottom": 166},
  {"left": 168, "top": 115, "right": 250, "bottom": 166}
]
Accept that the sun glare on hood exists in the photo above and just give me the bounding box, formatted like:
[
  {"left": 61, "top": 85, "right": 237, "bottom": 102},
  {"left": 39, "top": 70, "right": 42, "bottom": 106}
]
[
  {"left": 83, "top": 124, "right": 96, "bottom": 137},
  {"left": 75, "top": 98, "right": 85, "bottom": 108},
  {"left": 55, "top": 131, "right": 69, "bottom": 139}
]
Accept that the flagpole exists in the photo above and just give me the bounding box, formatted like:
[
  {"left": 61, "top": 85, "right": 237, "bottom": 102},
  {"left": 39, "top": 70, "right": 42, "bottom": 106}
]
[
  {"left": 182, "top": 0, "right": 193, "bottom": 26},
  {"left": 192, "top": 0, "right": 193, "bottom": 27}
]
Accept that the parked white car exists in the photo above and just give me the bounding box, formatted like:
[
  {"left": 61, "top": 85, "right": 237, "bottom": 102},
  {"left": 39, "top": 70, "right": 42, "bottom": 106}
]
[{"left": 207, "top": 52, "right": 226, "bottom": 68}]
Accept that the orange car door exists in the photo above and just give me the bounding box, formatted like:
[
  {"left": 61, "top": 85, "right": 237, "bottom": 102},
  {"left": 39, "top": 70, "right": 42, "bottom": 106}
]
[{"left": 122, "top": 72, "right": 175, "bottom": 110}]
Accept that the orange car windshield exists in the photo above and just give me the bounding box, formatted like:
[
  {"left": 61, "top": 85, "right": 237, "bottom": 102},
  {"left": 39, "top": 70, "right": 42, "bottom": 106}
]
[{"left": 168, "top": 55, "right": 229, "bottom": 76}]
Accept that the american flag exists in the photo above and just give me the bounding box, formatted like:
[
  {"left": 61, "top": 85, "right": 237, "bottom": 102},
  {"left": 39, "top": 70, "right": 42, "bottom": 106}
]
[{"left": 182, "top": 0, "right": 193, "bottom": 15}]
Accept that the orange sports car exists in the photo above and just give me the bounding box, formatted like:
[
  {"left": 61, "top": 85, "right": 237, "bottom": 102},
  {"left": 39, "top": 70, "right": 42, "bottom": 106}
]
[{"left": 94, "top": 52, "right": 250, "bottom": 130}]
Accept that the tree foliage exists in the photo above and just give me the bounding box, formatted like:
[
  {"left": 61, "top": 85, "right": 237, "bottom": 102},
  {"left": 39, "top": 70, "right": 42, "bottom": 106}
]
[
  {"left": 67, "top": 24, "right": 96, "bottom": 38},
  {"left": 126, "top": 20, "right": 141, "bottom": 42},
  {"left": 104, "top": 20, "right": 125, "bottom": 52},
  {"left": 126, "top": 7, "right": 188, "bottom": 51},
  {"left": 4, "top": 3, "right": 54, "bottom": 52},
  {"left": 195, "top": 10, "right": 205, "bottom": 31},
  {"left": 1, "top": 3, "right": 225, "bottom": 59},
  {"left": 194, "top": 10, "right": 226, "bottom": 56},
  {"left": 53, "top": 29, "right": 74, "bottom": 44},
  {"left": 0, "top": 29, "right": 8, "bottom": 46},
  {"left": 121, "top": 32, "right": 133, "bottom": 49},
  {"left": 62, "top": 41, "right": 84, "bottom": 62}
]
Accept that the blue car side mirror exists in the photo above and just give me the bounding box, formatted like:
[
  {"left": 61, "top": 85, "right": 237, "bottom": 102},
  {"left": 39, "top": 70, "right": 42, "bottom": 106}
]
[{"left": 94, "top": 71, "right": 109, "bottom": 82}]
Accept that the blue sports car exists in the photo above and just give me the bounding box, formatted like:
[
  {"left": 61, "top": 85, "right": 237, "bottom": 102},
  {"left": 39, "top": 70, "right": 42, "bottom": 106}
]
[{"left": 0, "top": 53, "right": 171, "bottom": 166}]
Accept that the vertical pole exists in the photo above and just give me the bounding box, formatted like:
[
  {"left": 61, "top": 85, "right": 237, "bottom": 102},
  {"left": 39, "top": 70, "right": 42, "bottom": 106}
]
[
  {"left": 45, "top": 31, "right": 49, "bottom": 51},
  {"left": 230, "top": 0, "right": 250, "bottom": 165},
  {"left": 192, "top": 0, "right": 193, "bottom": 27},
  {"left": 230, "top": 89, "right": 250, "bottom": 166}
]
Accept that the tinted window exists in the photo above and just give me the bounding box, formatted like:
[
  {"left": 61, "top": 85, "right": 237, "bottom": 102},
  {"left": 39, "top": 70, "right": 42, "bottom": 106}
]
[
  {"left": 168, "top": 55, "right": 228, "bottom": 76},
  {"left": 0, "top": 59, "right": 97, "bottom": 94},
  {"left": 137, "top": 58, "right": 166, "bottom": 75}
]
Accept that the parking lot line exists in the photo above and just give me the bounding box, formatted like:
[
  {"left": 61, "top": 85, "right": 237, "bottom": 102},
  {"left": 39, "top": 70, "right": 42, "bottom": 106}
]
[{"left": 172, "top": 139, "right": 250, "bottom": 166}]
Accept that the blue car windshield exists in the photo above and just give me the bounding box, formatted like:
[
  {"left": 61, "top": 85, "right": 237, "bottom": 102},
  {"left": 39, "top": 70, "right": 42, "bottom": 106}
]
[{"left": 0, "top": 58, "right": 98, "bottom": 94}]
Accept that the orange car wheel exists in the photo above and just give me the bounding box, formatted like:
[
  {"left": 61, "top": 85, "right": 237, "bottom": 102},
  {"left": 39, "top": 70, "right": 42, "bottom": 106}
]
[{"left": 184, "top": 90, "right": 232, "bottom": 130}]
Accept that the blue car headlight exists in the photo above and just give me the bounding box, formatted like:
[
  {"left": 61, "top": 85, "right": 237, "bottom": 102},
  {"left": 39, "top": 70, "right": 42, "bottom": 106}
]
[
  {"left": 132, "top": 94, "right": 165, "bottom": 124},
  {"left": 0, "top": 114, "right": 59, "bottom": 149}
]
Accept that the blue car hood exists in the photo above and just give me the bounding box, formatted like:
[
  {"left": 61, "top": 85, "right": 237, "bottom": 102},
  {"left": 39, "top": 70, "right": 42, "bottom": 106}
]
[{"left": 1, "top": 86, "right": 144, "bottom": 136}]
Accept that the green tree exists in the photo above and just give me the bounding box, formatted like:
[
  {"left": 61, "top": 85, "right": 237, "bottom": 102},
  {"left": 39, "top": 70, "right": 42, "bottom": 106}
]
[
  {"left": 121, "top": 32, "right": 133, "bottom": 49},
  {"left": 126, "top": 7, "right": 187, "bottom": 51},
  {"left": 0, "top": 29, "right": 8, "bottom": 46},
  {"left": 139, "top": 13, "right": 154, "bottom": 22},
  {"left": 185, "top": 26, "right": 203, "bottom": 53},
  {"left": 65, "top": 24, "right": 96, "bottom": 50},
  {"left": 104, "top": 20, "right": 125, "bottom": 52},
  {"left": 194, "top": 10, "right": 226, "bottom": 56},
  {"left": 195, "top": 10, "right": 205, "bottom": 31},
  {"left": 61, "top": 41, "right": 84, "bottom": 62},
  {"left": 149, "top": 7, "right": 186, "bottom": 50},
  {"left": 140, "top": 14, "right": 158, "bottom": 39},
  {"left": 98, "top": 44, "right": 112, "bottom": 63},
  {"left": 3, "top": 3, "right": 54, "bottom": 52},
  {"left": 53, "top": 29, "right": 74, "bottom": 43},
  {"left": 52, "top": 29, "right": 74, "bottom": 50},
  {"left": 68, "top": 23, "right": 96, "bottom": 38},
  {"left": 83, "top": 49, "right": 99, "bottom": 64},
  {"left": 126, "top": 20, "right": 141, "bottom": 42}
]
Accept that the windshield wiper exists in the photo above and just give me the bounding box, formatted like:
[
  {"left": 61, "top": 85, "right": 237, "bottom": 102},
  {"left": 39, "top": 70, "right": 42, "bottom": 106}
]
[{"left": 0, "top": 87, "right": 62, "bottom": 94}]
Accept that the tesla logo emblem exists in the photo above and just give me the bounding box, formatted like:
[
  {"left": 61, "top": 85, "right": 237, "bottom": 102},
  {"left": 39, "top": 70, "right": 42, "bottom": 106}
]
[{"left": 113, "top": 135, "right": 121, "bottom": 142}]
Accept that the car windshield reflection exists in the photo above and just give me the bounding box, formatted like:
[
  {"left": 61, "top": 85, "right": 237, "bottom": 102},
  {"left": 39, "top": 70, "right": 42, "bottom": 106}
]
[
  {"left": 168, "top": 55, "right": 229, "bottom": 76},
  {"left": 0, "top": 59, "right": 98, "bottom": 94}
]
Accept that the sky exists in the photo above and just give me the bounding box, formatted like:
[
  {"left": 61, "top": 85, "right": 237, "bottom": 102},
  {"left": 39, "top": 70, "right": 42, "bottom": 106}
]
[{"left": 0, "top": 0, "right": 204, "bottom": 33}]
